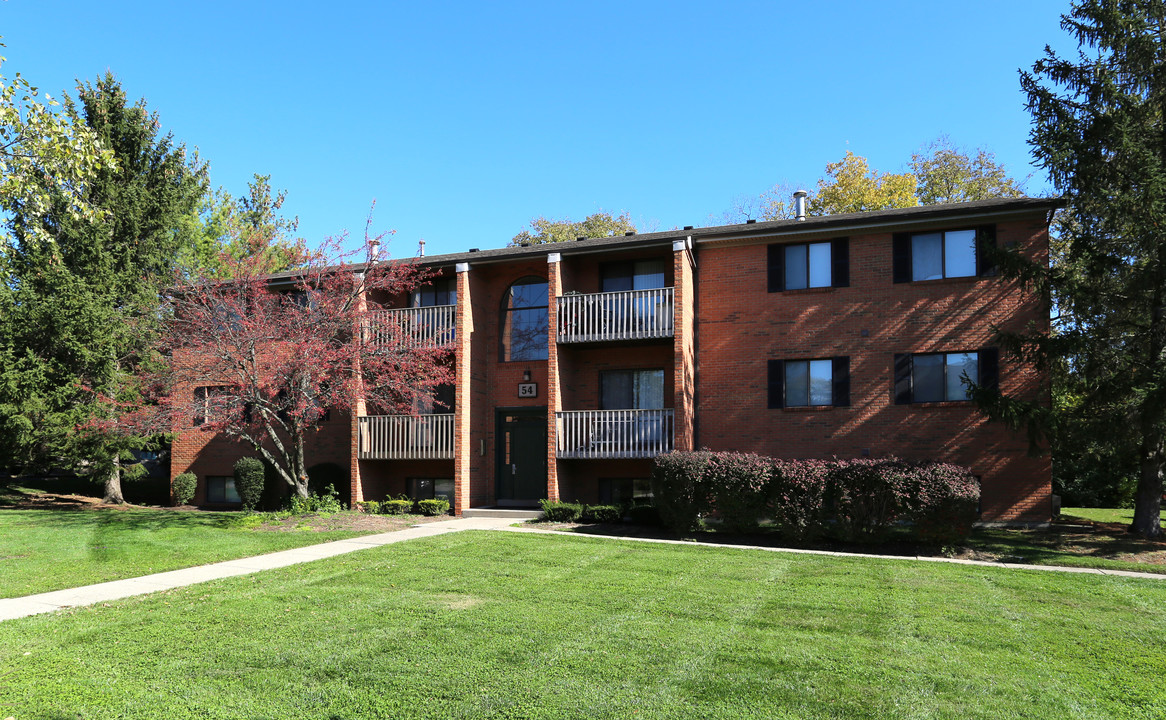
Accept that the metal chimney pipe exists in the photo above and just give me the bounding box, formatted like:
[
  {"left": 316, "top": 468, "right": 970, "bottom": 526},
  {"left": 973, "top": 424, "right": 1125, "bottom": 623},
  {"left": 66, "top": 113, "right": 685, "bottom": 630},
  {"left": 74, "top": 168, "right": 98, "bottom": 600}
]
[
  {"left": 368, "top": 238, "right": 381, "bottom": 263},
  {"left": 793, "top": 190, "right": 808, "bottom": 221},
  {"left": 418, "top": 239, "right": 426, "bottom": 257}
]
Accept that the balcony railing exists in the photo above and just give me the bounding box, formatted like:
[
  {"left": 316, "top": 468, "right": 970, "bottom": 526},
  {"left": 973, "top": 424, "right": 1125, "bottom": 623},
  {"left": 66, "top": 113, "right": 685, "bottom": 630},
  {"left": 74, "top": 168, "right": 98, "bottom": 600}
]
[
  {"left": 366, "top": 305, "right": 456, "bottom": 349},
  {"left": 358, "top": 414, "right": 454, "bottom": 459},
  {"left": 557, "top": 288, "right": 674, "bottom": 343},
  {"left": 556, "top": 409, "right": 674, "bottom": 459}
]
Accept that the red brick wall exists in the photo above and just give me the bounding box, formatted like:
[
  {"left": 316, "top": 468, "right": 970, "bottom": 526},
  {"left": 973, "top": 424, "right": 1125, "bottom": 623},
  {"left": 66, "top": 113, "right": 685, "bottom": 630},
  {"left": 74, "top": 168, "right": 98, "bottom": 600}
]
[
  {"left": 359, "top": 459, "right": 455, "bottom": 502},
  {"left": 171, "top": 408, "right": 353, "bottom": 505},
  {"left": 695, "top": 215, "right": 1052, "bottom": 520}
]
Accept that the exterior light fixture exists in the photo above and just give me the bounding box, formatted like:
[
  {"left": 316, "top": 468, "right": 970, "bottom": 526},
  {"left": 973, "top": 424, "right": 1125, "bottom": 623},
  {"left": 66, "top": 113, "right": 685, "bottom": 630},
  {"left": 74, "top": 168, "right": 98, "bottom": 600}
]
[{"left": 523, "top": 369, "right": 532, "bottom": 382}]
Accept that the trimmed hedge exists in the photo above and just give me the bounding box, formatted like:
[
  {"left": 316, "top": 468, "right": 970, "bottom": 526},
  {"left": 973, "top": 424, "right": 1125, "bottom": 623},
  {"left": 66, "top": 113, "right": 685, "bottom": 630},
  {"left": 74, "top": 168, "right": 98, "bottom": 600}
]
[
  {"left": 540, "top": 500, "right": 582, "bottom": 522},
  {"left": 651, "top": 451, "right": 979, "bottom": 542},
  {"left": 233, "top": 457, "right": 265, "bottom": 511},
  {"left": 383, "top": 498, "right": 414, "bottom": 515},
  {"left": 417, "top": 498, "right": 450, "bottom": 516},
  {"left": 581, "top": 504, "right": 623, "bottom": 524},
  {"left": 173, "top": 472, "right": 197, "bottom": 506}
]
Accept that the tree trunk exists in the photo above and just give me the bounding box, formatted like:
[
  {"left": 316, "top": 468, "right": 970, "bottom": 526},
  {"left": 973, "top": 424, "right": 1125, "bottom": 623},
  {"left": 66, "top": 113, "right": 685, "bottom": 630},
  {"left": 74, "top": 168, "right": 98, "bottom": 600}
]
[
  {"left": 1132, "top": 453, "right": 1163, "bottom": 539},
  {"left": 103, "top": 455, "right": 125, "bottom": 504}
]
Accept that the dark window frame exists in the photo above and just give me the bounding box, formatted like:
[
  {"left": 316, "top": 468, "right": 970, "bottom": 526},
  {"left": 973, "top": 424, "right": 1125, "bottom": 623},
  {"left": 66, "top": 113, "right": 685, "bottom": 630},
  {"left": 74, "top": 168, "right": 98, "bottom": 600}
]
[
  {"left": 206, "top": 475, "right": 241, "bottom": 504},
  {"left": 767, "top": 357, "right": 850, "bottom": 409},
  {"left": 893, "top": 225, "right": 997, "bottom": 283},
  {"left": 499, "top": 276, "right": 549, "bottom": 362},
  {"left": 599, "top": 368, "right": 666, "bottom": 410},
  {"left": 893, "top": 348, "right": 999, "bottom": 404},
  {"left": 767, "top": 237, "right": 849, "bottom": 292}
]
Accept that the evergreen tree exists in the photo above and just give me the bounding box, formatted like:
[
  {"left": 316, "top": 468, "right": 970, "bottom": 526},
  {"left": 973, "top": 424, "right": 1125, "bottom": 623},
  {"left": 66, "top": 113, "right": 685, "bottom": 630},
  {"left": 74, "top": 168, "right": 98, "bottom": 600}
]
[
  {"left": 0, "top": 73, "right": 207, "bottom": 501},
  {"left": 992, "top": 0, "right": 1165, "bottom": 537}
]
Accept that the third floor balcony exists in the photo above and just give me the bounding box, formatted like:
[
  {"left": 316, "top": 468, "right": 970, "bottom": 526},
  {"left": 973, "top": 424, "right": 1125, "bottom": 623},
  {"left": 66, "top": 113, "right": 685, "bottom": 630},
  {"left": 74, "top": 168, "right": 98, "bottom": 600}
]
[
  {"left": 557, "top": 287, "right": 674, "bottom": 344},
  {"left": 366, "top": 305, "right": 456, "bottom": 349}
]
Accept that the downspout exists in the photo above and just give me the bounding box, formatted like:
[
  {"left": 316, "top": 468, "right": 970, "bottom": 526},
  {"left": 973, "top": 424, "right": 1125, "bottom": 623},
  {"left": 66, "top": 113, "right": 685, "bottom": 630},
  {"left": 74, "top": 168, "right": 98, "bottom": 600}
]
[{"left": 687, "top": 235, "right": 700, "bottom": 450}]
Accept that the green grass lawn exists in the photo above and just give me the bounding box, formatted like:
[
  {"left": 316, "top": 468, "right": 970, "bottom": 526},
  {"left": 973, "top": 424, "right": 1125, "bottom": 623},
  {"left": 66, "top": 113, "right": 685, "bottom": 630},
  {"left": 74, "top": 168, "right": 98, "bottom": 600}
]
[
  {"left": 1, "top": 531, "right": 1163, "bottom": 719},
  {"left": 1062, "top": 506, "right": 1166, "bottom": 524},
  {"left": 0, "top": 507, "right": 371, "bottom": 598}
]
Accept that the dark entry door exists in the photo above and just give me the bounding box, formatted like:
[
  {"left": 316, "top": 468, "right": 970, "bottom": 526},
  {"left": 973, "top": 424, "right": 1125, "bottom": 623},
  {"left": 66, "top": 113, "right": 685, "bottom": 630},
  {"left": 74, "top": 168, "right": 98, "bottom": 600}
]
[{"left": 496, "top": 409, "right": 547, "bottom": 505}]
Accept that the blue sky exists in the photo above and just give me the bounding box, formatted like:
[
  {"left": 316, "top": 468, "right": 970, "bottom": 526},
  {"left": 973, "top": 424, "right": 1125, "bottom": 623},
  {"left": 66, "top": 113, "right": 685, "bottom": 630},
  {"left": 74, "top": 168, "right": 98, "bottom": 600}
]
[{"left": 3, "top": 1, "right": 1074, "bottom": 258}]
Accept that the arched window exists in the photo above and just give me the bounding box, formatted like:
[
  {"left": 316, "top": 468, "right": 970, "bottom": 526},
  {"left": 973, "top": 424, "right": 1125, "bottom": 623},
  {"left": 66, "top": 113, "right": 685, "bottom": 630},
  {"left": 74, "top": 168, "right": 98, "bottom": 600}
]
[{"left": 501, "top": 276, "right": 548, "bottom": 361}]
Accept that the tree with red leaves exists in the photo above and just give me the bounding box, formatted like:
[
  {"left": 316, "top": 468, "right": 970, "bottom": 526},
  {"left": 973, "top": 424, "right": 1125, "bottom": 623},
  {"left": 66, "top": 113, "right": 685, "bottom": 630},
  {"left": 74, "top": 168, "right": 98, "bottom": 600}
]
[{"left": 126, "top": 219, "right": 454, "bottom": 500}]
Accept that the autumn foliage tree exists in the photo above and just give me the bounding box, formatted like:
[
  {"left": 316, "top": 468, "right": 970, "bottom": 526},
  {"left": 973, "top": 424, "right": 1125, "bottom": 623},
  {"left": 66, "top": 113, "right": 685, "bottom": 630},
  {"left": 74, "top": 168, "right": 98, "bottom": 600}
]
[
  {"left": 510, "top": 210, "right": 637, "bottom": 246},
  {"left": 144, "top": 222, "right": 453, "bottom": 499}
]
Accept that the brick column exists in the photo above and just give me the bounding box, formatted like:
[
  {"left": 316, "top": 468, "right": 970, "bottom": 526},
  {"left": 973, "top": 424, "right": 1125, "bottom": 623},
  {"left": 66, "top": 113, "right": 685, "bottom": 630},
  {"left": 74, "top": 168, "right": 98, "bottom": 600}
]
[
  {"left": 350, "top": 285, "right": 369, "bottom": 507},
  {"left": 673, "top": 238, "right": 696, "bottom": 452},
  {"left": 545, "top": 252, "right": 562, "bottom": 502},
  {"left": 453, "top": 262, "right": 473, "bottom": 515}
]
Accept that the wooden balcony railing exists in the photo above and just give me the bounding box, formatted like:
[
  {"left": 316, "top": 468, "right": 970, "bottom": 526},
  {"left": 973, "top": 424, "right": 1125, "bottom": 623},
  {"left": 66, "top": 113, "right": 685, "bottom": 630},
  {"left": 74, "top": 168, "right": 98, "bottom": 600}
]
[
  {"left": 366, "top": 305, "right": 456, "bottom": 349},
  {"left": 557, "top": 288, "right": 674, "bottom": 343},
  {"left": 358, "top": 414, "right": 454, "bottom": 459},
  {"left": 556, "top": 409, "right": 674, "bottom": 459}
]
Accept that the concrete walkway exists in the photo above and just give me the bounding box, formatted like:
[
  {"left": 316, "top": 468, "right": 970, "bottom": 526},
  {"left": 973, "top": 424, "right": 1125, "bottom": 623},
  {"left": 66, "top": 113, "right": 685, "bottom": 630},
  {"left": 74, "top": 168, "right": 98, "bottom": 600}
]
[
  {"left": 3, "top": 516, "right": 1164, "bottom": 623},
  {"left": 0, "top": 516, "right": 515, "bottom": 622}
]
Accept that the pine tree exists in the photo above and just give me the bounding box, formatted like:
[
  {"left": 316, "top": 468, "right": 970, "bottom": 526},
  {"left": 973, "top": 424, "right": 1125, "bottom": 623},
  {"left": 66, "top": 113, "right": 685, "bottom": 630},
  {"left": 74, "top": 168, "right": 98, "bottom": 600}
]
[
  {"left": 1016, "top": 0, "right": 1166, "bottom": 537},
  {"left": 0, "top": 73, "right": 207, "bottom": 502}
]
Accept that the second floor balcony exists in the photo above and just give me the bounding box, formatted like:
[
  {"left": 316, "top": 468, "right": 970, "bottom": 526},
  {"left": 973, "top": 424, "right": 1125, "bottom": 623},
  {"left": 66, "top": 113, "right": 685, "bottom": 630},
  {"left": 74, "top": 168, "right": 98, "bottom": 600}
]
[
  {"left": 557, "top": 287, "right": 674, "bottom": 343},
  {"left": 556, "top": 408, "right": 674, "bottom": 459},
  {"left": 358, "top": 414, "right": 454, "bottom": 459},
  {"left": 366, "top": 305, "right": 456, "bottom": 349}
]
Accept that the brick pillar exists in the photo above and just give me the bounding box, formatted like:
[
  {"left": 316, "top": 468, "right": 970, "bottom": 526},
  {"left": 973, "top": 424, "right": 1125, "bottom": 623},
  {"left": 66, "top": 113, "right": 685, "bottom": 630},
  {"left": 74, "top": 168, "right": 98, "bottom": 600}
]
[
  {"left": 350, "top": 286, "right": 370, "bottom": 507},
  {"left": 545, "top": 253, "right": 562, "bottom": 502},
  {"left": 673, "top": 238, "right": 696, "bottom": 452},
  {"left": 453, "top": 262, "right": 473, "bottom": 514}
]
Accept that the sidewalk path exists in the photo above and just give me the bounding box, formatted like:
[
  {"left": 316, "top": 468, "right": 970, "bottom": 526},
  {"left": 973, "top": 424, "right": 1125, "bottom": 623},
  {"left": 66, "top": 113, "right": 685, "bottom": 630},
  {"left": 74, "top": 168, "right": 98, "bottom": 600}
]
[
  {"left": 0, "top": 516, "right": 514, "bottom": 622},
  {"left": 3, "top": 517, "right": 1163, "bottom": 623}
]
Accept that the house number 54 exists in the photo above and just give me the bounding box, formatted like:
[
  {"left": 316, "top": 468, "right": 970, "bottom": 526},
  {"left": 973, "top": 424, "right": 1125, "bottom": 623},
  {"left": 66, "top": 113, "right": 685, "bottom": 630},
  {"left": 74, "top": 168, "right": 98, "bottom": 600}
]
[{"left": 518, "top": 383, "right": 537, "bottom": 398}]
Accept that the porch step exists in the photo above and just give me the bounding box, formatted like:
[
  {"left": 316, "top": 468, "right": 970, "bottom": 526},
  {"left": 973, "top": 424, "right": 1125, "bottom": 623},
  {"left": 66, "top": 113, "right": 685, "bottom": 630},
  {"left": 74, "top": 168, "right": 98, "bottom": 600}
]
[{"left": 461, "top": 507, "right": 544, "bottom": 520}]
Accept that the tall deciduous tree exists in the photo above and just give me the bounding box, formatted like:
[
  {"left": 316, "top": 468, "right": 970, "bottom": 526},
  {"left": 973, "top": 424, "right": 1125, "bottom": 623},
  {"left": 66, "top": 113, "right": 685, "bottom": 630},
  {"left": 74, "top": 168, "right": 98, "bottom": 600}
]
[
  {"left": 911, "top": 136, "right": 1027, "bottom": 205},
  {"left": 178, "top": 174, "right": 306, "bottom": 279},
  {"left": 138, "top": 231, "right": 453, "bottom": 499},
  {"left": 0, "top": 42, "right": 113, "bottom": 233},
  {"left": 0, "top": 73, "right": 207, "bottom": 502},
  {"left": 990, "top": 0, "right": 1164, "bottom": 537},
  {"left": 510, "top": 210, "right": 637, "bottom": 246},
  {"left": 808, "top": 151, "right": 918, "bottom": 215}
]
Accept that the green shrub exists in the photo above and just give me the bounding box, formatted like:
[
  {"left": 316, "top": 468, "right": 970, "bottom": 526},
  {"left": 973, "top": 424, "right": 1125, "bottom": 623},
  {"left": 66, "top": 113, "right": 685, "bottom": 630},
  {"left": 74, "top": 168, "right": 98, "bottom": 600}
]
[
  {"left": 769, "top": 459, "right": 829, "bottom": 540},
  {"left": 417, "top": 498, "right": 450, "bottom": 516},
  {"left": 581, "top": 504, "right": 623, "bottom": 523},
  {"left": 233, "top": 457, "right": 265, "bottom": 511},
  {"left": 287, "top": 484, "right": 344, "bottom": 515},
  {"left": 172, "top": 472, "right": 197, "bottom": 506},
  {"left": 705, "top": 452, "right": 770, "bottom": 533},
  {"left": 383, "top": 497, "right": 414, "bottom": 515},
  {"left": 651, "top": 451, "right": 714, "bottom": 533},
  {"left": 362, "top": 500, "right": 382, "bottom": 515},
  {"left": 539, "top": 499, "right": 582, "bottom": 522},
  {"left": 903, "top": 462, "right": 980, "bottom": 544},
  {"left": 627, "top": 504, "right": 661, "bottom": 526}
]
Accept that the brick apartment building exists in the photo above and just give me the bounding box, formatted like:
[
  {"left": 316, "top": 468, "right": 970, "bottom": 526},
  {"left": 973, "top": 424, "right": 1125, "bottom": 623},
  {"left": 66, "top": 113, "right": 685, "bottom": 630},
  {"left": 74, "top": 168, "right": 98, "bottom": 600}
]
[{"left": 172, "top": 197, "right": 1058, "bottom": 521}]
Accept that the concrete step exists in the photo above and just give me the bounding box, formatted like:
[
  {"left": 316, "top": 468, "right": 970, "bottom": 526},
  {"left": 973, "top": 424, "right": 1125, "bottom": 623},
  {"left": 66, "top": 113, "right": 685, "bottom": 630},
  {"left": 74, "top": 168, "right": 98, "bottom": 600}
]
[{"left": 461, "top": 507, "right": 544, "bottom": 520}]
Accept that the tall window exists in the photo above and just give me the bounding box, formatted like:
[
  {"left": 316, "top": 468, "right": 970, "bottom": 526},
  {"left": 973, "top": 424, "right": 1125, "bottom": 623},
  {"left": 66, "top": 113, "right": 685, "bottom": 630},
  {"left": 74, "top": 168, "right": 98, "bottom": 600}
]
[
  {"left": 600, "top": 259, "right": 667, "bottom": 292},
  {"left": 206, "top": 476, "right": 241, "bottom": 504},
  {"left": 412, "top": 277, "right": 457, "bottom": 307},
  {"left": 501, "top": 277, "right": 548, "bottom": 361},
  {"left": 600, "top": 369, "right": 665, "bottom": 409},
  {"left": 414, "top": 383, "right": 455, "bottom": 414}
]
